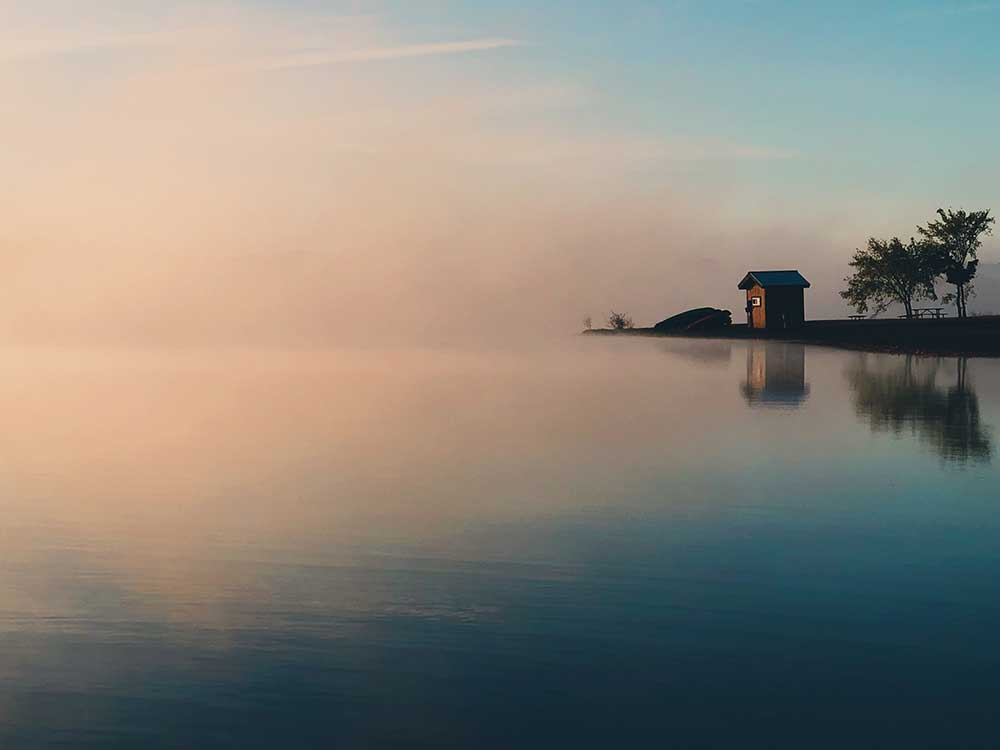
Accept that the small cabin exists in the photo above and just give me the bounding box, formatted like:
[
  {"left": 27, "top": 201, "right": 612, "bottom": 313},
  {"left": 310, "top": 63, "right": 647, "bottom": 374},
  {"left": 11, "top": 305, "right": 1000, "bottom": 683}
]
[{"left": 738, "top": 270, "right": 810, "bottom": 330}]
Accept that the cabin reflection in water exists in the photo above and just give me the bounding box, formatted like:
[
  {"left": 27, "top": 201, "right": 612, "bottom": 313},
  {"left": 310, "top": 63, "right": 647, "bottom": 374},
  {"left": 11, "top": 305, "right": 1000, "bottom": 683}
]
[
  {"left": 845, "top": 354, "right": 992, "bottom": 463},
  {"left": 741, "top": 341, "right": 810, "bottom": 408}
]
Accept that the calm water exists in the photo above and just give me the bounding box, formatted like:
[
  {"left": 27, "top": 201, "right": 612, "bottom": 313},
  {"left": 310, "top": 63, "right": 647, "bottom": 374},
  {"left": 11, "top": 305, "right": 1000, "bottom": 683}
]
[{"left": 2, "top": 340, "right": 999, "bottom": 748}]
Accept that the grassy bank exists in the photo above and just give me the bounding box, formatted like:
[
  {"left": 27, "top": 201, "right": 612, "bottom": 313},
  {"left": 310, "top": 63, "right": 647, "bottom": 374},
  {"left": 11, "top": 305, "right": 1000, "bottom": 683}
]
[{"left": 584, "top": 316, "right": 1000, "bottom": 357}]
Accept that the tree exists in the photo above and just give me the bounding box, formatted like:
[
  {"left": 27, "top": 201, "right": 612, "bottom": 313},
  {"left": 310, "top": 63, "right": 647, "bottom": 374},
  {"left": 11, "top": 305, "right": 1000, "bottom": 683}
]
[
  {"left": 607, "top": 311, "right": 634, "bottom": 330},
  {"left": 582, "top": 315, "right": 593, "bottom": 330},
  {"left": 917, "top": 208, "right": 994, "bottom": 318},
  {"left": 841, "top": 237, "right": 938, "bottom": 319}
]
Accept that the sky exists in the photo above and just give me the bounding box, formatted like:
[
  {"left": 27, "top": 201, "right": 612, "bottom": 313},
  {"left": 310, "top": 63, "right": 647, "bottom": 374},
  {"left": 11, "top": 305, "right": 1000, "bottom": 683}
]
[{"left": 3, "top": 0, "right": 1000, "bottom": 346}]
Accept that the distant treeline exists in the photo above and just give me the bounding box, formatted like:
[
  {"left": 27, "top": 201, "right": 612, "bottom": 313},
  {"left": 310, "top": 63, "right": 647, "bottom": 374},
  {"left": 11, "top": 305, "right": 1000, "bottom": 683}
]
[{"left": 842, "top": 208, "right": 994, "bottom": 319}]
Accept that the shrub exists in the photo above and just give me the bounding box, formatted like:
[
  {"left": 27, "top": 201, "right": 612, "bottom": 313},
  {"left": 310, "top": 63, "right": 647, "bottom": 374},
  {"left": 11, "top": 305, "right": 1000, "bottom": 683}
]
[{"left": 607, "top": 311, "right": 634, "bottom": 330}]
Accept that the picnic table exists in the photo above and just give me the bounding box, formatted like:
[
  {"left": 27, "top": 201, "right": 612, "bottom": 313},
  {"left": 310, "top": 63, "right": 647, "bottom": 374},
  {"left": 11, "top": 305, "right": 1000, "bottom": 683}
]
[{"left": 898, "top": 308, "right": 947, "bottom": 319}]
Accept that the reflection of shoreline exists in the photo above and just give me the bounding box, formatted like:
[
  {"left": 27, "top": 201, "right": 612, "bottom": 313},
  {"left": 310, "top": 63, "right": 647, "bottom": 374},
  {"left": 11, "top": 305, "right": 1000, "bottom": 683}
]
[
  {"left": 845, "top": 355, "right": 992, "bottom": 463},
  {"left": 660, "top": 339, "right": 732, "bottom": 364},
  {"left": 741, "top": 341, "right": 810, "bottom": 408}
]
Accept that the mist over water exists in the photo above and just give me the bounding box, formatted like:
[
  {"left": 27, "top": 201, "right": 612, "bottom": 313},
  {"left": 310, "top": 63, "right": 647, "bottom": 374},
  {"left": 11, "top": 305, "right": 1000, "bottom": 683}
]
[{"left": 2, "top": 339, "right": 998, "bottom": 747}]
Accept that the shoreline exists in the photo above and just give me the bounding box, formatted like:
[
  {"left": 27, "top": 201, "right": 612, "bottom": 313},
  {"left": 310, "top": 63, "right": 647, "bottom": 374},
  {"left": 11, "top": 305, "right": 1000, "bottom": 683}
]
[{"left": 583, "top": 316, "right": 1000, "bottom": 357}]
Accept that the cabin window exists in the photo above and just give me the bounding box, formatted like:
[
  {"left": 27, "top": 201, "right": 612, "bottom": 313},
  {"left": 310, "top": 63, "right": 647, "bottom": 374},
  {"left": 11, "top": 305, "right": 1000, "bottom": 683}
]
[{"left": 750, "top": 296, "right": 762, "bottom": 307}]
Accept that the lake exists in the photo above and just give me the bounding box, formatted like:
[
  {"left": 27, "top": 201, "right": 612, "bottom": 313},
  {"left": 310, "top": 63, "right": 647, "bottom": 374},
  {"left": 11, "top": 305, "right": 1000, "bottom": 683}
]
[{"left": 1, "top": 340, "right": 998, "bottom": 748}]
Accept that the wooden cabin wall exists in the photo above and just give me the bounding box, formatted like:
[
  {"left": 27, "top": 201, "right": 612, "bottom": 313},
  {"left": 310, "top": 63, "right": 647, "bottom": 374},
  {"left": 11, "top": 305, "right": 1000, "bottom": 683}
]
[{"left": 747, "top": 285, "right": 766, "bottom": 329}]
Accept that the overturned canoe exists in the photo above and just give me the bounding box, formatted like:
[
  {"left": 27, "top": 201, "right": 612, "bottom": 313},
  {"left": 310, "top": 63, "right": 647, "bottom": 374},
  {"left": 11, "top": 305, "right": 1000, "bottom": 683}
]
[{"left": 653, "top": 307, "right": 732, "bottom": 333}]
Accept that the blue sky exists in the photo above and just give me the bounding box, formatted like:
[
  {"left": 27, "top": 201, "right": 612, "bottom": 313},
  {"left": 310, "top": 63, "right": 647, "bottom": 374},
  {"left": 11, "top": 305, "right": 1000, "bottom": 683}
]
[
  {"left": 372, "top": 1, "right": 1000, "bottom": 191},
  {"left": 255, "top": 0, "right": 1000, "bottom": 230}
]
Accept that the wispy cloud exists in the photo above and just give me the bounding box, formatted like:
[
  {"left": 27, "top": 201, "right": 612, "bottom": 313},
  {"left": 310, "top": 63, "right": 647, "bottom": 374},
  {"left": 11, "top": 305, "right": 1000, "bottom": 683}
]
[
  {"left": 0, "top": 31, "right": 171, "bottom": 62},
  {"left": 434, "top": 132, "right": 799, "bottom": 166},
  {"left": 248, "top": 38, "right": 522, "bottom": 71}
]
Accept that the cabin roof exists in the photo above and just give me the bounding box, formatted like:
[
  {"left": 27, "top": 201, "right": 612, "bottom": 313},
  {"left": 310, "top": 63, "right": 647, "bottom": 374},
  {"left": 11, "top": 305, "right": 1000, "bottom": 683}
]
[{"left": 738, "top": 270, "right": 811, "bottom": 290}]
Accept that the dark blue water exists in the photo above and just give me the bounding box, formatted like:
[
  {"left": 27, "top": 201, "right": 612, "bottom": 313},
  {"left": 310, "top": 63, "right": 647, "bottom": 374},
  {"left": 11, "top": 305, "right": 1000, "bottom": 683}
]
[{"left": 2, "top": 342, "right": 998, "bottom": 748}]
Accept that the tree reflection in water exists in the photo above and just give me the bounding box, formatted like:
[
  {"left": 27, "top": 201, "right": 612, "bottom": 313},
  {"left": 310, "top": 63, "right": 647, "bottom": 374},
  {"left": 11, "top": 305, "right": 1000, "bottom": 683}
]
[{"left": 846, "top": 354, "right": 992, "bottom": 463}]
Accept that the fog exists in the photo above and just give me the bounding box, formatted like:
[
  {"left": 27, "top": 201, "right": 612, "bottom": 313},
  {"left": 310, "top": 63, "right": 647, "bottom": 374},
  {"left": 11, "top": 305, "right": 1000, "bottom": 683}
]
[{"left": 2, "top": 1, "right": 995, "bottom": 348}]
